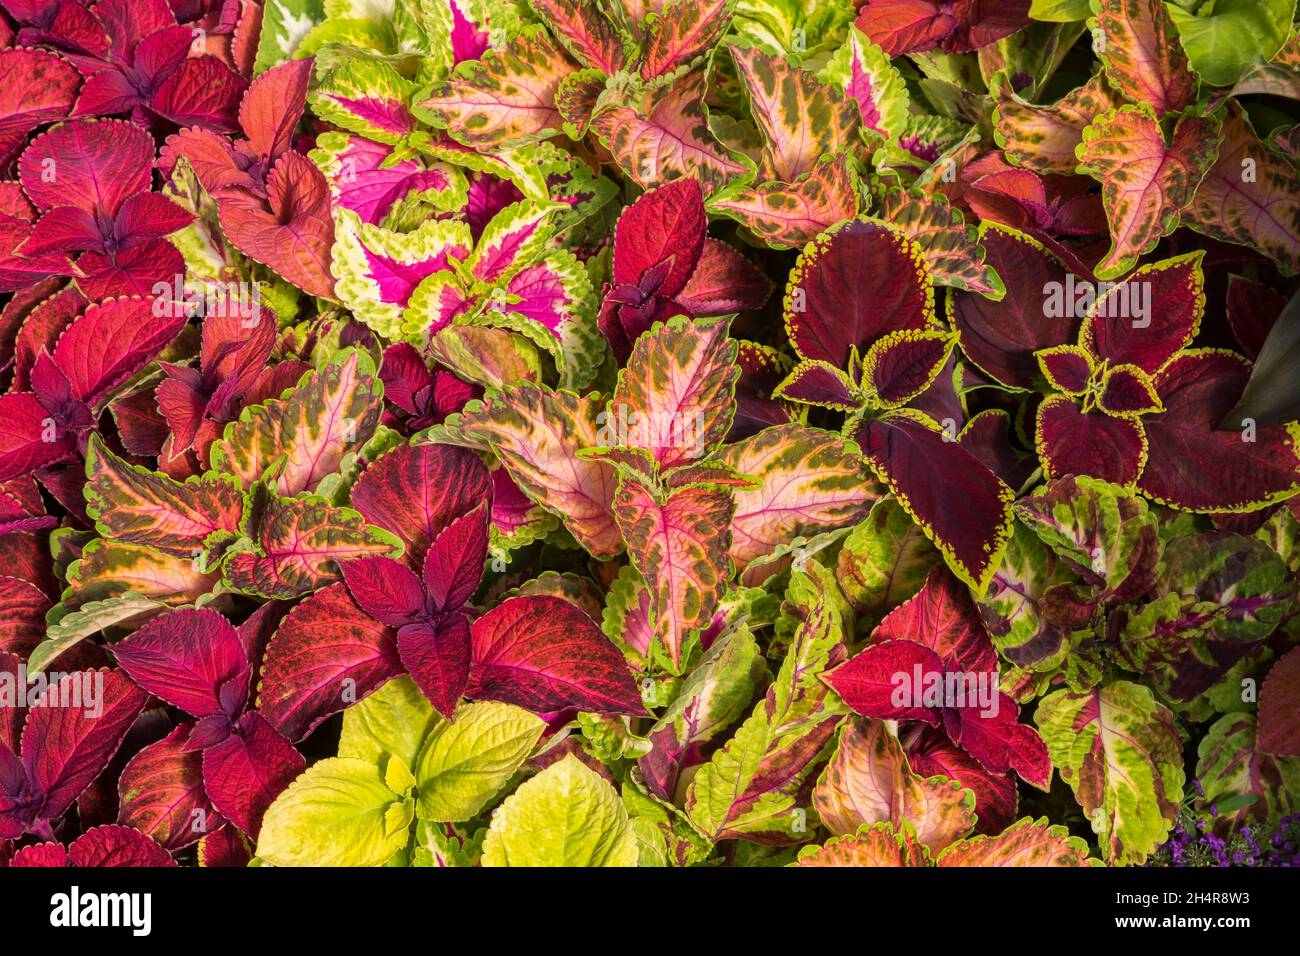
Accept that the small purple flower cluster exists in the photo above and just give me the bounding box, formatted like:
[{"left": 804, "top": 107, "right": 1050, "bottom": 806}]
[{"left": 1152, "top": 813, "right": 1300, "bottom": 867}]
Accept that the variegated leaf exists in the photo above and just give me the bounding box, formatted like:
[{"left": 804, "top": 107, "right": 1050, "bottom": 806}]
[{"left": 210, "top": 350, "right": 384, "bottom": 496}]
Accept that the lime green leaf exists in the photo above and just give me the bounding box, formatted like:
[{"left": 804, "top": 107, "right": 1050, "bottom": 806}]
[
  {"left": 481, "top": 754, "right": 639, "bottom": 866},
  {"left": 255, "top": 758, "right": 413, "bottom": 867},
  {"left": 339, "top": 675, "right": 440, "bottom": 772},
  {"left": 1167, "top": 0, "right": 1296, "bottom": 87},
  {"left": 415, "top": 701, "right": 544, "bottom": 822},
  {"left": 1036, "top": 680, "right": 1185, "bottom": 864}
]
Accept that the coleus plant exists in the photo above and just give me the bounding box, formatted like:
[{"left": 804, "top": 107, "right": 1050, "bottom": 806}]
[{"left": 0, "top": 0, "right": 1297, "bottom": 873}]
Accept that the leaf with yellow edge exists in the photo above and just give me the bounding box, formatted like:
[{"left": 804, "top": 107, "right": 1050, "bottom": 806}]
[
  {"left": 727, "top": 41, "right": 860, "bottom": 182},
  {"left": 65, "top": 539, "right": 220, "bottom": 608},
  {"left": 84, "top": 436, "right": 243, "bottom": 558},
  {"left": 719, "top": 422, "right": 877, "bottom": 571},
  {"left": 793, "top": 821, "right": 930, "bottom": 866},
  {"left": 614, "top": 477, "right": 734, "bottom": 670},
  {"left": 210, "top": 349, "right": 383, "bottom": 497},
  {"left": 1077, "top": 105, "right": 1222, "bottom": 280},
  {"left": 612, "top": 315, "right": 739, "bottom": 469},
  {"left": 221, "top": 483, "right": 404, "bottom": 600},
  {"left": 934, "top": 816, "right": 1101, "bottom": 866},
  {"left": 439, "top": 384, "right": 621, "bottom": 558},
  {"left": 1092, "top": 0, "right": 1196, "bottom": 116},
  {"left": 1183, "top": 105, "right": 1300, "bottom": 275},
  {"left": 993, "top": 70, "right": 1122, "bottom": 175},
  {"left": 708, "top": 153, "right": 861, "bottom": 249},
  {"left": 416, "top": 24, "right": 569, "bottom": 148}
]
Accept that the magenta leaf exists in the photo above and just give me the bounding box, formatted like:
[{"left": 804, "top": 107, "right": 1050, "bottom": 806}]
[
  {"left": 110, "top": 608, "right": 250, "bottom": 719},
  {"left": 200, "top": 711, "right": 303, "bottom": 837},
  {"left": 256, "top": 583, "right": 403, "bottom": 743},
  {"left": 396, "top": 614, "right": 472, "bottom": 718},
  {"left": 468, "top": 595, "right": 644, "bottom": 716}
]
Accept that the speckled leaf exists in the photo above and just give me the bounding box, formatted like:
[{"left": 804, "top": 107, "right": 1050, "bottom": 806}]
[{"left": 1035, "top": 680, "right": 1184, "bottom": 864}]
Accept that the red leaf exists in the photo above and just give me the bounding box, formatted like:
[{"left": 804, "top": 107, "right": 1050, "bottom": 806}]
[
  {"left": 823, "top": 640, "right": 945, "bottom": 723},
  {"left": 612, "top": 177, "right": 706, "bottom": 297},
  {"left": 351, "top": 443, "right": 492, "bottom": 568},
  {"left": 111, "top": 608, "right": 249, "bottom": 719},
  {"left": 340, "top": 555, "right": 427, "bottom": 628},
  {"left": 1258, "top": 647, "right": 1300, "bottom": 756},
  {"left": 53, "top": 297, "right": 186, "bottom": 407},
  {"left": 422, "top": 502, "right": 489, "bottom": 612},
  {"left": 1036, "top": 395, "right": 1147, "bottom": 486},
  {"left": 66, "top": 824, "right": 175, "bottom": 866},
  {"left": 857, "top": 412, "right": 1013, "bottom": 593},
  {"left": 1083, "top": 253, "right": 1203, "bottom": 376},
  {"left": 238, "top": 57, "right": 313, "bottom": 164},
  {"left": 909, "top": 727, "right": 1018, "bottom": 834},
  {"left": 876, "top": 566, "right": 997, "bottom": 673},
  {"left": 150, "top": 55, "right": 247, "bottom": 131},
  {"left": 21, "top": 669, "right": 149, "bottom": 823},
  {"left": 218, "top": 151, "right": 335, "bottom": 299},
  {"left": 0, "top": 392, "right": 77, "bottom": 481},
  {"left": 257, "top": 584, "right": 403, "bottom": 743},
  {"left": 1140, "top": 351, "right": 1300, "bottom": 511},
  {"left": 397, "top": 614, "right": 472, "bottom": 718},
  {"left": 950, "top": 696, "right": 1051, "bottom": 790},
  {"left": 117, "top": 723, "right": 223, "bottom": 851},
  {"left": 201, "top": 711, "right": 303, "bottom": 837},
  {"left": 468, "top": 595, "right": 644, "bottom": 715},
  {"left": 786, "top": 220, "right": 933, "bottom": 368},
  {"left": 674, "top": 238, "right": 772, "bottom": 316},
  {"left": 19, "top": 118, "right": 152, "bottom": 217}
]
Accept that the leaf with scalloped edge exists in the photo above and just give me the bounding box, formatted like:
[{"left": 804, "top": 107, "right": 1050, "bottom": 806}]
[
  {"left": 256, "top": 583, "right": 403, "bottom": 744},
  {"left": 589, "top": 70, "right": 748, "bottom": 194},
  {"left": 783, "top": 219, "right": 934, "bottom": 369},
  {"left": 1195, "top": 711, "right": 1300, "bottom": 826},
  {"left": 416, "top": 24, "right": 569, "bottom": 148},
  {"left": 949, "top": 224, "right": 1078, "bottom": 391},
  {"left": 330, "top": 210, "right": 472, "bottom": 340},
  {"left": 531, "top": 0, "right": 628, "bottom": 74},
  {"left": 708, "top": 153, "right": 860, "bottom": 250},
  {"left": 221, "top": 482, "right": 404, "bottom": 600},
  {"left": 686, "top": 565, "right": 849, "bottom": 842},
  {"left": 311, "top": 132, "right": 468, "bottom": 230},
  {"left": 481, "top": 754, "right": 638, "bottom": 866},
  {"left": 1014, "top": 475, "right": 1159, "bottom": 604},
  {"left": 856, "top": 411, "right": 1014, "bottom": 595},
  {"left": 614, "top": 477, "right": 734, "bottom": 670},
  {"left": 1081, "top": 251, "right": 1204, "bottom": 376},
  {"left": 1036, "top": 394, "right": 1149, "bottom": 486},
  {"left": 64, "top": 539, "right": 220, "bottom": 608},
  {"left": 441, "top": 384, "right": 621, "bottom": 557},
  {"left": 1140, "top": 350, "right": 1300, "bottom": 512},
  {"left": 26, "top": 593, "right": 167, "bottom": 677},
  {"left": 727, "top": 41, "right": 859, "bottom": 183},
  {"left": 1077, "top": 105, "right": 1222, "bottom": 280},
  {"left": 1092, "top": 0, "right": 1196, "bottom": 115},
  {"left": 117, "top": 724, "right": 222, "bottom": 851},
  {"left": 822, "top": 25, "right": 909, "bottom": 142},
  {"left": 310, "top": 59, "right": 420, "bottom": 146},
  {"left": 210, "top": 350, "right": 383, "bottom": 497},
  {"left": 1183, "top": 105, "right": 1300, "bottom": 275},
  {"left": 878, "top": 188, "right": 1002, "bottom": 297},
  {"left": 794, "top": 820, "right": 931, "bottom": 866},
  {"left": 836, "top": 496, "right": 940, "bottom": 622},
  {"left": 934, "top": 816, "right": 1100, "bottom": 865},
  {"left": 814, "top": 718, "right": 976, "bottom": 853},
  {"left": 1035, "top": 680, "right": 1184, "bottom": 865},
  {"left": 719, "top": 423, "right": 877, "bottom": 571},
  {"left": 611, "top": 315, "right": 738, "bottom": 469},
  {"left": 862, "top": 329, "right": 957, "bottom": 407},
  {"left": 640, "top": 0, "right": 732, "bottom": 79},
  {"left": 84, "top": 437, "right": 243, "bottom": 558},
  {"left": 993, "top": 70, "right": 1122, "bottom": 176}
]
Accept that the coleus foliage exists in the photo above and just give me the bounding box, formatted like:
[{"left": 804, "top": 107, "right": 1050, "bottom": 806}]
[{"left": 0, "top": 0, "right": 1297, "bottom": 872}]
